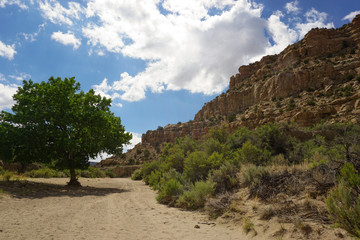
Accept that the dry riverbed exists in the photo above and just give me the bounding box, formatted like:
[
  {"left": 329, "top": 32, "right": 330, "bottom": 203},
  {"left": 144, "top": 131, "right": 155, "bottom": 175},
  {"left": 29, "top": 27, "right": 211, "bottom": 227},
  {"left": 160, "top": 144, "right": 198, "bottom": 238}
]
[{"left": 0, "top": 178, "right": 248, "bottom": 240}]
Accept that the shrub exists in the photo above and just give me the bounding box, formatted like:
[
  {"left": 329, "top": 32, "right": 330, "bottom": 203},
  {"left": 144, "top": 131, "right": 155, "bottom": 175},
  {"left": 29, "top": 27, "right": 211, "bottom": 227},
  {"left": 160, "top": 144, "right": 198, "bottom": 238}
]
[
  {"left": 255, "top": 122, "right": 287, "bottom": 156},
  {"left": 142, "top": 160, "right": 162, "bottom": 184},
  {"left": 242, "top": 165, "right": 269, "bottom": 186},
  {"left": 131, "top": 169, "right": 143, "bottom": 180},
  {"left": 326, "top": 163, "right": 360, "bottom": 238},
  {"left": 0, "top": 166, "right": 4, "bottom": 174},
  {"left": 79, "top": 167, "right": 106, "bottom": 178},
  {"left": 156, "top": 178, "right": 184, "bottom": 205},
  {"left": 2, "top": 171, "right": 13, "bottom": 181},
  {"left": 148, "top": 170, "right": 162, "bottom": 190},
  {"left": 202, "top": 138, "right": 224, "bottom": 156},
  {"left": 243, "top": 217, "right": 256, "bottom": 235},
  {"left": 26, "top": 167, "right": 63, "bottom": 178},
  {"left": 143, "top": 149, "right": 150, "bottom": 159},
  {"left": 184, "top": 151, "right": 212, "bottom": 182},
  {"left": 162, "top": 145, "right": 185, "bottom": 172},
  {"left": 209, "top": 127, "right": 228, "bottom": 144},
  {"left": 239, "top": 141, "right": 271, "bottom": 165},
  {"left": 176, "top": 180, "right": 215, "bottom": 209},
  {"left": 209, "top": 162, "right": 239, "bottom": 194},
  {"left": 227, "top": 127, "right": 253, "bottom": 150},
  {"left": 105, "top": 169, "right": 116, "bottom": 178}
]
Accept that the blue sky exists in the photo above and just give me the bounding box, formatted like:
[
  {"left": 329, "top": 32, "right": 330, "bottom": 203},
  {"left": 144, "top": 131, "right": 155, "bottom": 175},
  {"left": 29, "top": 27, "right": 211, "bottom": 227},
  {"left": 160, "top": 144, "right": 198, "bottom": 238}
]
[{"left": 0, "top": 0, "right": 359, "bottom": 154}]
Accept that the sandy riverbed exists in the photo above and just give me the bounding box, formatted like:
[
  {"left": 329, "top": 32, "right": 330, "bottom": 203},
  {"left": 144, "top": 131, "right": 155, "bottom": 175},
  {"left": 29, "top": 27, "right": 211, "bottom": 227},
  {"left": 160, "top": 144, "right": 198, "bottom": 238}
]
[{"left": 0, "top": 178, "right": 248, "bottom": 240}]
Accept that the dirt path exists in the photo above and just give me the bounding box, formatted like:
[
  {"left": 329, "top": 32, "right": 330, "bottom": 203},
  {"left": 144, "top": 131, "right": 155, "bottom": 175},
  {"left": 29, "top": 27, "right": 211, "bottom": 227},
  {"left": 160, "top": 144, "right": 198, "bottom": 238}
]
[{"left": 0, "top": 178, "right": 246, "bottom": 240}]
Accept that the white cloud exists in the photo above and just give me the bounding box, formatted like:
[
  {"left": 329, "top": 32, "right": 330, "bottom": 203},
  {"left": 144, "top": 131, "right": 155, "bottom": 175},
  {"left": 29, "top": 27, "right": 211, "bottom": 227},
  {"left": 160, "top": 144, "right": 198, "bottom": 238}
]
[
  {"left": 0, "top": 40, "right": 16, "bottom": 60},
  {"left": 21, "top": 23, "right": 46, "bottom": 42},
  {"left": 8, "top": 72, "right": 31, "bottom": 81},
  {"left": 39, "top": 0, "right": 84, "bottom": 25},
  {"left": 342, "top": 10, "right": 360, "bottom": 22},
  {"left": 51, "top": 31, "right": 81, "bottom": 49},
  {"left": 0, "top": 0, "right": 28, "bottom": 9},
  {"left": 266, "top": 11, "right": 298, "bottom": 55},
  {"left": 285, "top": 1, "right": 300, "bottom": 14},
  {"left": 39, "top": 0, "right": 334, "bottom": 103},
  {"left": 123, "top": 132, "right": 142, "bottom": 152},
  {"left": 114, "top": 102, "right": 123, "bottom": 108},
  {"left": 295, "top": 8, "right": 334, "bottom": 39},
  {"left": 88, "top": 0, "right": 267, "bottom": 101},
  {"left": 0, "top": 73, "right": 5, "bottom": 81},
  {"left": 0, "top": 83, "right": 18, "bottom": 110}
]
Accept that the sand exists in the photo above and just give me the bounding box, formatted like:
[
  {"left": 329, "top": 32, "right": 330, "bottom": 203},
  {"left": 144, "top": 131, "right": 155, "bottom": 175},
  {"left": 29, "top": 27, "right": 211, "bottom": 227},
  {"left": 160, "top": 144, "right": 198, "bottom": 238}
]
[{"left": 0, "top": 178, "right": 247, "bottom": 240}]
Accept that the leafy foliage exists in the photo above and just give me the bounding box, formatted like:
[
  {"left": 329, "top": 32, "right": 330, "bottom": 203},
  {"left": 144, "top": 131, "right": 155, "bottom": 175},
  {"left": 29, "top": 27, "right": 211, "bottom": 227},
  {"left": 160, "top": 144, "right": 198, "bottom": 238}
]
[
  {"left": 326, "top": 163, "right": 360, "bottom": 238},
  {"left": 0, "top": 77, "right": 131, "bottom": 185}
]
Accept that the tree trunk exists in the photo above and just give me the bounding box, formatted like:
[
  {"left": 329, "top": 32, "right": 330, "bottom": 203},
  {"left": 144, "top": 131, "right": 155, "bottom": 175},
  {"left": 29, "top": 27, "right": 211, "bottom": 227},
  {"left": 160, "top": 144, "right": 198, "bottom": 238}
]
[{"left": 67, "top": 167, "right": 81, "bottom": 187}]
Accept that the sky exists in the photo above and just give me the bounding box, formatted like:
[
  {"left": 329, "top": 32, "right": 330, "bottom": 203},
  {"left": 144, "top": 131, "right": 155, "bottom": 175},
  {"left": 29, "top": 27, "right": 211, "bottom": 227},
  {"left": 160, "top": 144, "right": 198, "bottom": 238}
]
[{"left": 0, "top": 0, "right": 359, "bottom": 158}]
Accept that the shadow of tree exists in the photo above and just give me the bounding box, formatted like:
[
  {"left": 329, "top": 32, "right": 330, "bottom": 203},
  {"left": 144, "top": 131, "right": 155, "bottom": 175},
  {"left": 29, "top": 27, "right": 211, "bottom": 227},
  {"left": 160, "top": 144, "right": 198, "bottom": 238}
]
[{"left": 0, "top": 180, "right": 129, "bottom": 199}]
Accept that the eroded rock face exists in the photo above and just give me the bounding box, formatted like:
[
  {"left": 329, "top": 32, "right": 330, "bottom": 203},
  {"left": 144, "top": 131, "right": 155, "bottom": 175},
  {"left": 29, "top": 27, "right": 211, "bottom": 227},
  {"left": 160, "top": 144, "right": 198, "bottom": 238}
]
[
  {"left": 139, "top": 15, "right": 360, "bottom": 148},
  {"left": 142, "top": 121, "right": 210, "bottom": 146}
]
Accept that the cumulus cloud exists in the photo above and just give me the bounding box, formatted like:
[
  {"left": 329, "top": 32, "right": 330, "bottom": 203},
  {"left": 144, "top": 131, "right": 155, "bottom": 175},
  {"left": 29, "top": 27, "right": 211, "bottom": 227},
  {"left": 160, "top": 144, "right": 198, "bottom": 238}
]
[
  {"left": 8, "top": 72, "right": 31, "bottom": 81},
  {"left": 0, "top": 83, "right": 18, "bottom": 110},
  {"left": 38, "top": 0, "right": 335, "bottom": 103},
  {"left": 51, "top": 31, "right": 81, "bottom": 49},
  {"left": 0, "top": 0, "right": 28, "bottom": 9},
  {"left": 88, "top": 0, "right": 267, "bottom": 101},
  {"left": 123, "top": 132, "right": 142, "bottom": 152},
  {"left": 285, "top": 1, "right": 300, "bottom": 14},
  {"left": 0, "top": 40, "right": 16, "bottom": 60},
  {"left": 342, "top": 10, "right": 360, "bottom": 22},
  {"left": 295, "top": 8, "right": 334, "bottom": 38},
  {"left": 266, "top": 11, "right": 298, "bottom": 55},
  {"left": 39, "top": 0, "right": 84, "bottom": 25}
]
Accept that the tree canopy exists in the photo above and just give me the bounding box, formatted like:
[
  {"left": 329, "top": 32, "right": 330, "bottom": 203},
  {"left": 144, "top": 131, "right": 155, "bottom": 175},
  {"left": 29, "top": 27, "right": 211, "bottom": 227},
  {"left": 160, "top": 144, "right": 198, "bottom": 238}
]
[{"left": 0, "top": 77, "right": 132, "bottom": 186}]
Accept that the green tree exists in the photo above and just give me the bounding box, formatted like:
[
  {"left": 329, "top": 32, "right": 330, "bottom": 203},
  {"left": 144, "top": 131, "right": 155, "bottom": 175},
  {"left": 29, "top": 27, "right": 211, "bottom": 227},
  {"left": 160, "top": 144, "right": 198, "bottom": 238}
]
[{"left": 0, "top": 77, "right": 131, "bottom": 186}]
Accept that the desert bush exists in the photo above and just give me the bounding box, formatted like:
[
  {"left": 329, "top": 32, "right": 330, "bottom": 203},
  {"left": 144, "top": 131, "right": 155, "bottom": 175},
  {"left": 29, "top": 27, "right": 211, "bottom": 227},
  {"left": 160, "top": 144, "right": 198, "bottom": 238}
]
[
  {"left": 176, "top": 136, "right": 197, "bottom": 156},
  {"left": 105, "top": 169, "right": 116, "bottom": 178},
  {"left": 161, "top": 145, "right": 185, "bottom": 172},
  {"left": 242, "top": 165, "right": 269, "bottom": 186},
  {"left": 226, "top": 127, "right": 253, "bottom": 150},
  {"left": 326, "top": 163, "right": 360, "bottom": 238},
  {"left": 142, "top": 160, "right": 162, "bottom": 184},
  {"left": 243, "top": 217, "right": 256, "bottom": 235},
  {"left": 156, "top": 178, "right": 184, "bottom": 205},
  {"left": 176, "top": 180, "right": 215, "bottom": 210},
  {"left": 2, "top": 171, "right": 13, "bottom": 181},
  {"left": 79, "top": 167, "right": 106, "bottom": 178},
  {"left": 209, "top": 127, "right": 228, "bottom": 144},
  {"left": 201, "top": 138, "right": 224, "bottom": 156},
  {"left": 143, "top": 149, "right": 150, "bottom": 159},
  {"left": 255, "top": 122, "right": 287, "bottom": 156},
  {"left": 209, "top": 162, "right": 239, "bottom": 194},
  {"left": 131, "top": 169, "right": 143, "bottom": 180},
  {"left": 239, "top": 141, "right": 271, "bottom": 165},
  {"left": 26, "top": 167, "right": 63, "bottom": 178},
  {"left": 148, "top": 170, "right": 162, "bottom": 190},
  {"left": 184, "top": 151, "right": 212, "bottom": 182}
]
